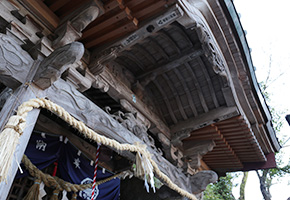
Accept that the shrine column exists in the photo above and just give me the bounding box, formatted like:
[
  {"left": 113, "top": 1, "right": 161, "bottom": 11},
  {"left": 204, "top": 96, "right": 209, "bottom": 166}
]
[{"left": 0, "top": 32, "right": 84, "bottom": 198}]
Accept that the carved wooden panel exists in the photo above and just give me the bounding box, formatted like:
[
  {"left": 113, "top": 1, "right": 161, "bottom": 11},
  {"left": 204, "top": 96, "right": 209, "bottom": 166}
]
[
  {"left": 45, "top": 79, "right": 193, "bottom": 193},
  {"left": 0, "top": 33, "right": 34, "bottom": 88},
  {"left": 33, "top": 42, "right": 84, "bottom": 89}
]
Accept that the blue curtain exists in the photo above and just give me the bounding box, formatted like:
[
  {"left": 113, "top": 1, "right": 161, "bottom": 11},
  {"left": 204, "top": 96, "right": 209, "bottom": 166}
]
[{"left": 18, "top": 132, "right": 120, "bottom": 200}]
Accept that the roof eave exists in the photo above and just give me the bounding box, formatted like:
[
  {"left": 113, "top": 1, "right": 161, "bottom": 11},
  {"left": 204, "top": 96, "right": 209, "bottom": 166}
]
[{"left": 219, "top": 0, "right": 281, "bottom": 152}]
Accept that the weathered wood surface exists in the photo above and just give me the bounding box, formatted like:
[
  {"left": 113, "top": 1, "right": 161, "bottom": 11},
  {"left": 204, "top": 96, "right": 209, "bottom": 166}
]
[
  {"left": 183, "top": 140, "right": 215, "bottom": 169},
  {"left": 0, "top": 33, "right": 34, "bottom": 89},
  {"left": 45, "top": 79, "right": 192, "bottom": 192},
  {"left": 171, "top": 106, "right": 239, "bottom": 135},
  {"left": 89, "top": 4, "right": 184, "bottom": 74},
  {"left": 53, "top": 0, "right": 104, "bottom": 48},
  {"left": 99, "top": 68, "right": 171, "bottom": 138},
  {"left": 0, "top": 34, "right": 42, "bottom": 198},
  {"left": 33, "top": 42, "right": 84, "bottom": 89},
  {"left": 136, "top": 49, "right": 203, "bottom": 80},
  {"left": 0, "top": 85, "right": 41, "bottom": 199}
]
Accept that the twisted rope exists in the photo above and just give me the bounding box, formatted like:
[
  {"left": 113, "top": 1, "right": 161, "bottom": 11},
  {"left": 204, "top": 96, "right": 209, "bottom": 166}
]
[
  {"left": 22, "top": 154, "right": 122, "bottom": 192},
  {"left": 7, "top": 98, "right": 197, "bottom": 200}
]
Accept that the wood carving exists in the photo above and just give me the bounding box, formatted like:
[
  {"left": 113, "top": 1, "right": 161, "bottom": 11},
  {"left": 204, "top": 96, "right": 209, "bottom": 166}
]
[
  {"left": 183, "top": 140, "right": 215, "bottom": 169},
  {"left": 0, "top": 33, "right": 33, "bottom": 88},
  {"left": 157, "top": 133, "right": 184, "bottom": 169},
  {"left": 98, "top": 67, "right": 171, "bottom": 138},
  {"left": 46, "top": 80, "right": 194, "bottom": 194},
  {"left": 89, "top": 46, "right": 121, "bottom": 75},
  {"left": 120, "top": 99, "right": 151, "bottom": 129},
  {"left": 105, "top": 108, "right": 161, "bottom": 155},
  {"left": 190, "top": 170, "right": 218, "bottom": 194},
  {"left": 177, "top": 1, "right": 228, "bottom": 85},
  {"left": 53, "top": 0, "right": 104, "bottom": 48},
  {"left": 63, "top": 62, "right": 93, "bottom": 92},
  {"left": 93, "top": 75, "right": 109, "bottom": 92},
  {"left": 195, "top": 25, "right": 227, "bottom": 85},
  {"left": 171, "top": 129, "right": 192, "bottom": 147},
  {"left": 33, "top": 42, "right": 84, "bottom": 89}
]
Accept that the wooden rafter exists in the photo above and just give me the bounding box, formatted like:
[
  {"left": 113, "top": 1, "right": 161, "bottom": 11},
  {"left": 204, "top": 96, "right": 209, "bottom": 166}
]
[
  {"left": 197, "top": 57, "right": 219, "bottom": 108},
  {"left": 159, "top": 30, "right": 181, "bottom": 54},
  {"left": 184, "top": 62, "right": 208, "bottom": 113},
  {"left": 161, "top": 73, "right": 188, "bottom": 120},
  {"left": 171, "top": 106, "right": 239, "bottom": 134},
  {"left": 152, "top": 80, "right": 178, "bottom": 124},
  {"left": 173, "top": 68, "right": 198, "bottom": 117},
  {"left": 20, "top": 0, "right": 60, "bottom": 29},
  {"left": 137, "top": 49, "right": 203, "bottom": 79}
]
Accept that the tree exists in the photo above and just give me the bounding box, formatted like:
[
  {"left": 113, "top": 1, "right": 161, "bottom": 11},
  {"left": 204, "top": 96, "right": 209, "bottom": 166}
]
[
  {"left": 239, "top": 172, "right": 248, "bottom": 200},
  {"left": 252, "top": 79, "right": 290, "bottom": 200},
  {"left": 203, "top": 173, "right": 236, "bottom": 200}
]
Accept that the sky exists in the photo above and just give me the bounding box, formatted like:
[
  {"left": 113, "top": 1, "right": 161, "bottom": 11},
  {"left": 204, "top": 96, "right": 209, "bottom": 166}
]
[{"left": 232, "top": 0, "right": 290, "bottom": 199}]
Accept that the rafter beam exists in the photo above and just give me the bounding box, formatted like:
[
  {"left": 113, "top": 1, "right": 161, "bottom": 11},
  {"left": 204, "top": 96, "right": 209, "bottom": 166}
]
[
  {"left": 173, "top": 68, "right": 198, "bottom": 117},
  {"left": 89, "top": 4, "right": 184, "bottom": 74},
  {"left": 171, "top": 106, "right": 239, "bottom": 134},
  {"left": 184, "top": 62, "right": 208, "bottom": 113},
  {"left": 136, "top": 49, "right": 203, "bottom": 81},
  {"left": 161, "top": 73, "right": 188, "bottom": 120}
]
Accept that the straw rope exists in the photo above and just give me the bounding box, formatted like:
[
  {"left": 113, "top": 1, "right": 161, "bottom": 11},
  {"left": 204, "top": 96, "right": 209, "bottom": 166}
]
[
  {"left": 3, "top": 98, "right": 197, "bottom": 200},
  {"left": 22, "top": 154, "right": 122, "bottom": 192}
]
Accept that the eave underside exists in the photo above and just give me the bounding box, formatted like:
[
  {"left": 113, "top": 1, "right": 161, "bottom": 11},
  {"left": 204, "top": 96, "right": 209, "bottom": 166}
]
[{"left": 2, "top": 0, "right": 280, "bottom": 178}]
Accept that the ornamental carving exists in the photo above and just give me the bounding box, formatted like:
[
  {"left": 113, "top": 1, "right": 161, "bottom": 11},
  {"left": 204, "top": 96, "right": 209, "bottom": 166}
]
[
  {"left": 53, "top": 0, "right": 104, "bottom": 48},
  {"left": 105, "top": 107, "right": 162, "bottom": 154},
  {"left": 0, "top": 33, "right": 33, "bottom": 88},
  {"left": 89, "top": 45, "right": 121, "bottom": 75},
  {"left": 47, "top": 80, "right": 215, "bottom": 195},
  {"left": 33, "top": 42, "right": 84, "bottom": 90},
  {"left": 177, "top": 1, "right": 228, "bottom": 85},
  {"left": 195, "top": 25, "right": 227, "bottom": 80},
  {"left": 190, "top": 170, "right": 218, "bottom": 194},
  {"left": 183, "top": 140, "right": 216, "bottom": 169},
  {"left": 93, "top": 75, "right": 109, "bottom": 92}
]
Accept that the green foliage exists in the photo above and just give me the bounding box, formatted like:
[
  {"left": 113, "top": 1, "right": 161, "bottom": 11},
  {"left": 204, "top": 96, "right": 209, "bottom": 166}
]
[
  {"left": 256, "top": 80, "right": 290, "bottom": 199},
  {"left": 203, "top": 173, "right": 236, "bottom": 200}
]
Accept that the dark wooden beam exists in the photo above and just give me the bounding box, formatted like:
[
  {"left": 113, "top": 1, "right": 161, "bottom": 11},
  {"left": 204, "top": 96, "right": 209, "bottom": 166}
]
[
  {"left": 20, "top": 0, "right": 60, "bottom": 29},
  {"left": 45, "top": 79, "right": 193, "bottom": 192},
  {"left": 173, "top": 68, "right": 198, "bottom": 117},
  {"left": 159, "top": 30, "right": 181, "bottom": 55},
  {"left": 98, "top": 68, "right": 171, "bottom": 138},
  {"left": 197, "top": 57, "right": 219, "bottom": 108},
  {"left": 184, "top": 62, "right": 208, "bottom": 113},
  {"left": 161, "top": 73, "right": 188, "bottom": 120},
  {"left": 89, "top": 5, "right": 184, "bottom": 73},
  {"left": 82, "top": 10, "right": 129, "bottom": 40},
  {"left": 171, "top": 106, "right": 239, "bottom": 134},
  {"left": 136, "top": 49, "right": 203, "bottom": 80},
  {"left": 152, "top": 80, "right": 178, "bottom": 124}
]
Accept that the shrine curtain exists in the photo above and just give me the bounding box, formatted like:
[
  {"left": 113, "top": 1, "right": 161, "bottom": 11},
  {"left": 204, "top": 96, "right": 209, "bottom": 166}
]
[{"left": 17, "top": 132, "right": 120, "bottom": 200}]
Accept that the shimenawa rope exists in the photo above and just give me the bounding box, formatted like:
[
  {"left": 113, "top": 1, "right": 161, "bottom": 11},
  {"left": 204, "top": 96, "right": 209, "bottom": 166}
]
[
  {"left": 22, "top": 154, "right": 122, "bottom": 193},
  {"left": 0, "top": 98, "right": 197, "bottom": 200}
]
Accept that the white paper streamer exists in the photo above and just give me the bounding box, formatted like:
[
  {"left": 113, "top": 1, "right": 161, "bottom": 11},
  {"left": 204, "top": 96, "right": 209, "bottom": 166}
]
[
  {"left": 39, "top": 182, "right": 46, "bottom": 199},
  {"left": 61, "top": 190, "right": 69, "bottom": 200}
]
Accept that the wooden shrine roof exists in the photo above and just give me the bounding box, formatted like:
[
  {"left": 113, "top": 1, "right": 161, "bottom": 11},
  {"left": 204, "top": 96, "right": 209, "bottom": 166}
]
[{"left": 8, "top": 0, "right": 280, "bottom": 173}]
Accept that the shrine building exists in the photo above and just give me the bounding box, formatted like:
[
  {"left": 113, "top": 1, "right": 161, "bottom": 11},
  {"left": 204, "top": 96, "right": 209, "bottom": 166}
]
[{"left": 0, "top": 0, "right": 280, "bottom": 199}]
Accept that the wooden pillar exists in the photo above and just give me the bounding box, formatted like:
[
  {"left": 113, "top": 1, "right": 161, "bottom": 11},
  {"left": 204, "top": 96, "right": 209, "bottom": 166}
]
[{"left": 0, "top": 84, "right": 41, "bottom": 199}]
